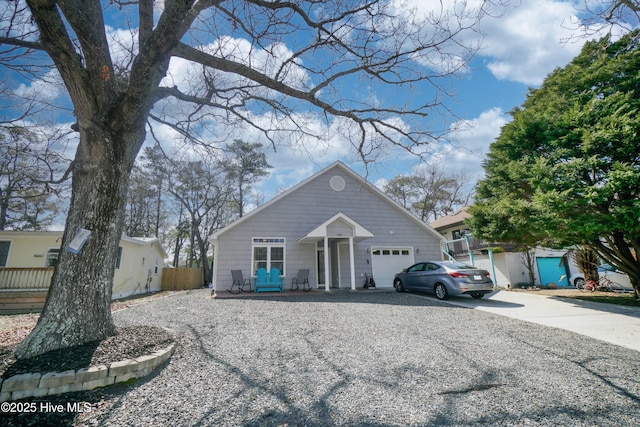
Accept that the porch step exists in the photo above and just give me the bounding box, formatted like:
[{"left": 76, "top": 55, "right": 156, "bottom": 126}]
[{"left": 0, "top": 290, "right": 47, "bottom": 314}]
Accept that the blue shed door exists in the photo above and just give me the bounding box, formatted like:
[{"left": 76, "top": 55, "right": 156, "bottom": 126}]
[{"left": 536, "top": 257, "right": 569, "bottom": 287}]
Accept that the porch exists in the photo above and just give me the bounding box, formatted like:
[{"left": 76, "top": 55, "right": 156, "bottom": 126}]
[
  {"left": 0, "top": 267, "right": 54, "bottom": 291},
  {"left": 297, "top": 212, "right": 374, "bottom": 291}
]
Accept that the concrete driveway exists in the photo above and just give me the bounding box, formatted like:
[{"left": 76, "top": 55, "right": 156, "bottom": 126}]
[{"left": 427, "top": 290, "right": 640, "bottom": 353}]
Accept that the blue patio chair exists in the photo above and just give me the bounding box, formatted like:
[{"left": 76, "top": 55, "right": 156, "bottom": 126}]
[
  {"left": 269, "top": 267, "right": 284, "bottom": 292},
  {"left": 254, "top": 268, "right": 269, "bottom": 292}
]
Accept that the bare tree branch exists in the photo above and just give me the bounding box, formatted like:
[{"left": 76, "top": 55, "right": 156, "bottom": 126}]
[{"left": 566, "top": 0, "right": 640, "bottom": 39}]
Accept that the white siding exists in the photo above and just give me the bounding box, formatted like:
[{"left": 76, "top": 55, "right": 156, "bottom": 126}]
[
  {"left": 470, "top": 252, "right": 527, "bottom": 289},
  {"left": 112, "top": 239, "right": 165, "bottom": 299}
]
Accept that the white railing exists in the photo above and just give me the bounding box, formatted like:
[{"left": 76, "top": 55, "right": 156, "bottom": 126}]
[{"left": 0, "top": 268, "right": 54, "bottom": 290}]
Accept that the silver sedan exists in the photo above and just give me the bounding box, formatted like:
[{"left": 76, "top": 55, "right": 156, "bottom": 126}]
[{"left": 393, "top": 260, "right": 495, "bottom": 300}]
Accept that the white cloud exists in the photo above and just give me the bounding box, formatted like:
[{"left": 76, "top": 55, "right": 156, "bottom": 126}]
[
  {"left": 423, "top": 107, "right": 509, "bottom": 179},
  {"left": 384, "top": 0, "right": 499, "bottom": 74},
  {"left": 14, "top": 69, "right": 65, "bottom": 103},
  {"left": 143, "top": 5, "right": 503, "bottom": 202},
  {"left": 478, "top": 0, "right": 596, "bottom": 86},
  {"left": 213, "top": 105, "right": 509, "bottom": 200},
  {"left": 256, "top": 106, "right": 510, "bottom": 200},
  {"left": 248, "top": 114, "right": 368, "bottom": 197},
  {"left": 106, "top": 26, "right": 138, "bottom": 70}
]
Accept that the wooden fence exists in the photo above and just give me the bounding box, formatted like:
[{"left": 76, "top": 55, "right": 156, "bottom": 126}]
[
  {"left": 0, "top": 268, "right": 54, "bottom": 290},
  {"left": 0, "top": 267, "right": 202, "bottom": 314},
  {"left": 161, "top": 267, "right": 203, "bottom": 291}
]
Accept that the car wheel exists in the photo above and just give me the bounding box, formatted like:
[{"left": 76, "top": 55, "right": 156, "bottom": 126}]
[
  {"left": 394, "top": 279, "right": 405, "bottom": 292},
  {"left": 574, "top": 278, "right": 585, "bottom": 289},
  {"left": 434, "top": 283, "right": 449, "bottom": 300},
  {"left": 471, "top": 292, "right": 484, "bottom": 299}
]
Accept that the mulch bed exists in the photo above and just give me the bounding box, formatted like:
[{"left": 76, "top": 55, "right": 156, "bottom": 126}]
[{"left": 0, "top": 326, "right": 174, "bottom": 378}]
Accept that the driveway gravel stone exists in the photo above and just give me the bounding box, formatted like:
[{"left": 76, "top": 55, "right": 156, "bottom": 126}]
[{"left": 5, "top": 289, "right": 640, "bottom": 426}]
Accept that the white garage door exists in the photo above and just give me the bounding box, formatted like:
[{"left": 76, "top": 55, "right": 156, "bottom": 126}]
[{"left": 371, "top": 247, "right": 414, "bottom": 288}]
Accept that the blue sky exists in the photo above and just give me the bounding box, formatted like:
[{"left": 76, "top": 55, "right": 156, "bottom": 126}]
[
  {"left": 3, "top": 0, "right": 631, "bottom": 208},
  {"left": 251, "top": 0, "right": 622, "bottom": 200}
]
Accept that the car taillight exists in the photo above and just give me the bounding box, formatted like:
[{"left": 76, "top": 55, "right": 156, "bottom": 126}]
[
  {"left": 448, "top": 272, "right": 469, "bottom": 278},
  {"left": 485, "top": 273, "right": 491, "bottom": 278}
]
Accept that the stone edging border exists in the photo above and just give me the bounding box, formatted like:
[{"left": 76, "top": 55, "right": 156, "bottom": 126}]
[{"left": 0, "top": 342, "right": 176, "bottom": 402}]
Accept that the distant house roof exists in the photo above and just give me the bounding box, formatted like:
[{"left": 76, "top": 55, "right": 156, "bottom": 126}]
[
  {"left": 121, "top": 235, "right": 169, "bottom": 258},
  {"left": 429, "top": 207, "right": 470, "bottom": 231},
  {"left": 0, "top": 230, "right": 168, "bottom": 258},
  {"left": 0, "top": 230, "right": 63, "bottom": 238}
]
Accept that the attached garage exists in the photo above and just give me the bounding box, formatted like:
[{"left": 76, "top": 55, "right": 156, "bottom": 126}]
[{"left": 371, "top": 247, "right": 414, "bottom": 288}]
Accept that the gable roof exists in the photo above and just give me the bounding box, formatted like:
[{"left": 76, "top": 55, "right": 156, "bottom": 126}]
[
  {"left": 297, "top": 212, "right": 375, "bottom": 243},
  {"left": 121, "top": 235, "right": 169, "bottom": 258},
  {"left": 210, "top": 160, "right": 444, "bottom": 242},
  {"left": 429, "top": 207, "right": 470, "bottom": 231}
]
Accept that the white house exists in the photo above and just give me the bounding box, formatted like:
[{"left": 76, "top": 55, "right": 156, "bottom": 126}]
[
  {"left": 210, "top": 161, "right": 445, "bottom": 292},
  {"left": 0, "top": 230, "right": 168, "bottom": 299}
]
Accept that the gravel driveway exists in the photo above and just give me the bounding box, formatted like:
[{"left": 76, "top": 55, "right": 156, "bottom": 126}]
[{"left": 18, "top": 289, "right": 640, "bottom": 426}]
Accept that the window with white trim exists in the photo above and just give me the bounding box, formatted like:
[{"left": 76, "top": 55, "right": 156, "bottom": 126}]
[
  {"left": 45, "top": 248, "right": 60, "bottom": 267},
  {"left": 252, "top": 238, "right": 285, "bottom": 274}
]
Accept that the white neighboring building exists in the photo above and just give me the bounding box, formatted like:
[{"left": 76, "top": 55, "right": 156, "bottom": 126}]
[
  {"left": 430, "top": 208, "right": 583, "bottom": 288},
  {"left": 0, "top": 230, "right": 168, "bottom": 299}
]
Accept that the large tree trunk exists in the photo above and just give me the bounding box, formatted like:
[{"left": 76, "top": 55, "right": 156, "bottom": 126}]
[
  {"left": 626, "top": 270, "right": 640, "bottom": 300},
  {"left": 573, "top": 246, "right": 599, "bottom": 282},
  {"left": 520, "top": 250, "right": 536, "bottom": 286},
  {"left": 592, "top": 237, "right": 640, "bottom": 301},
  {"left": 195, "top": 231, "right": 211, "bottom": 285},
  {"left": 0, "top": 189, "right": 9, "bottom": 230},
  {"left": 15, "top": 125, "right": 137, "bottom": 359}
]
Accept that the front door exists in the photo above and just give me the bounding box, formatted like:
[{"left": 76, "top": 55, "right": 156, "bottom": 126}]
[
  {"left": 317, "top": 242, "right": 340, "bottom": 288},
  {"left": 331, "top": 240, "right": 340, "bottom": 288},
  {"left": 317, "top": 248, "right": 325, "bottom": 286},
  {"left": 317, "top": 239, "right": 352, "bottom": 289}
]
